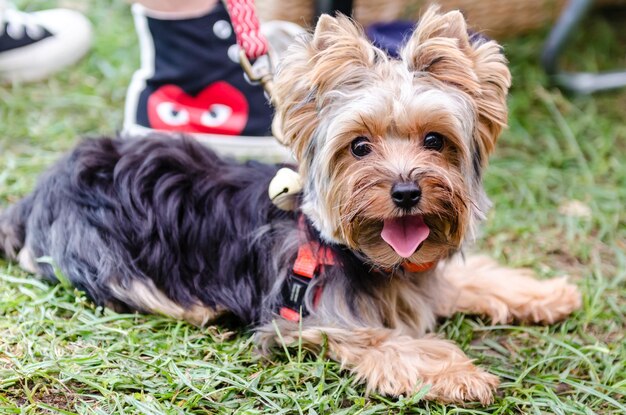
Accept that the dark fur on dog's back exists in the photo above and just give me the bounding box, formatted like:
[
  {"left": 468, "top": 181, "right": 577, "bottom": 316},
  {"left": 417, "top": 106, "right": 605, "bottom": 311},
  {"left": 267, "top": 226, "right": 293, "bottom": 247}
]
[{"left": 0, "top": 136, "right": 301, "bottom": 323}]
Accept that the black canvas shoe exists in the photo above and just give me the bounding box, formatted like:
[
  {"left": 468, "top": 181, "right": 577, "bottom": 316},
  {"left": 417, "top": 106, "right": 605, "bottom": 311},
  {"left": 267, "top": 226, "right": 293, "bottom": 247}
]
[{"left": 0, "top": 3, "right": 92, "bottom": 82}]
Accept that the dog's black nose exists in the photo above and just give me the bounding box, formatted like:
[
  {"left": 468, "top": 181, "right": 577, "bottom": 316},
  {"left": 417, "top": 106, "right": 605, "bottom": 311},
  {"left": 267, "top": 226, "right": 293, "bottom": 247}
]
[{"left": 391, "top": 182, "right": 421, "bottom": 210}]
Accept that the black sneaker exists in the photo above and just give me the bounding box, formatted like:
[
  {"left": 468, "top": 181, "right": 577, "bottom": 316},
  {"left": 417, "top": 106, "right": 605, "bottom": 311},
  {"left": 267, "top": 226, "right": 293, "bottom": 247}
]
[{"left": 0, "top": 4, "right": 92, "bottom": 82}]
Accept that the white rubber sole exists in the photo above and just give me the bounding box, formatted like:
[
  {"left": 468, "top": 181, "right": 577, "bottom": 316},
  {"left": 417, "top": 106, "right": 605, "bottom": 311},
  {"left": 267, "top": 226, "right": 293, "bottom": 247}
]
[{"left": 123, "top": 123, "right": 295, "bottom": 162}]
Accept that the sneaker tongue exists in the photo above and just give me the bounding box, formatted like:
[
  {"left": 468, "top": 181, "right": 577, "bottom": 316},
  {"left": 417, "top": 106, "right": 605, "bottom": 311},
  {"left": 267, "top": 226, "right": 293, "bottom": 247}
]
[{"left": 381, "top": 215, "right": 430, "bottom": 258}]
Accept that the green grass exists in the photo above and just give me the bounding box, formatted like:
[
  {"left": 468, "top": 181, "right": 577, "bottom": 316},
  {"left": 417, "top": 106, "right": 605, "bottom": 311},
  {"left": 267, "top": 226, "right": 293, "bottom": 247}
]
[{"left": 1, "top": 1, "right": 625, "bottom": 413}]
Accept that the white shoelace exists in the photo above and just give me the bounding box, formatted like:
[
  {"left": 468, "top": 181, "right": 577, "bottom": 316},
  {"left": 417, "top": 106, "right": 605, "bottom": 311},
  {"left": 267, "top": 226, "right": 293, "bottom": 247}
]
[{"left": 0, "top": 3, "right": 46, "bottom": 40}]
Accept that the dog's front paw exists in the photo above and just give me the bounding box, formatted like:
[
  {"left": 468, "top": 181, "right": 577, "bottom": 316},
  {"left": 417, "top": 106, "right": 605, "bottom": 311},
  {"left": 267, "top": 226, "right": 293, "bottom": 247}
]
[
  {"left": 443, "top": 256, "right": 582, "bottom": 325},
  {"left": 510, "top": 276, "right": 581, "bottom": 324},
  {"left": 426, "top": 366, "right": 499, "bottom": 405},
  {"left": 350, "top": 337, "right": 499, "bottom": 404}
]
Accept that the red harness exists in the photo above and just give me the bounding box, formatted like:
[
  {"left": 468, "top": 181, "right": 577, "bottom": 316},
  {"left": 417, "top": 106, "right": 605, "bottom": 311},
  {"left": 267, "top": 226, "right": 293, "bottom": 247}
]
[
  {"left": 278, "top": 241, "right": 436, "bottom": 322},
  {"left": 278, "top": 242, "right": 334, "bottom": 322}
]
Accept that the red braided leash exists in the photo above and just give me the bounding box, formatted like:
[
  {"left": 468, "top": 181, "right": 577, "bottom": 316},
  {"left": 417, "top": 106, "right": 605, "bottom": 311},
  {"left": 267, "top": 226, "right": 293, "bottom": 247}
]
[
  {"left": 224, "top": 0, "right": 268, "bottom": 60},
  {"left": 223, "top": 0, "right": 280, "bottom": 137}
]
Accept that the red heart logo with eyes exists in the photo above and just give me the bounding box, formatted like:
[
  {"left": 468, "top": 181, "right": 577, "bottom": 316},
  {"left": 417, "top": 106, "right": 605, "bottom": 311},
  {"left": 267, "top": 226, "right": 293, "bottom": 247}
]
[{"left": 147, "top": 82, "right": 249, "bottom": 135}]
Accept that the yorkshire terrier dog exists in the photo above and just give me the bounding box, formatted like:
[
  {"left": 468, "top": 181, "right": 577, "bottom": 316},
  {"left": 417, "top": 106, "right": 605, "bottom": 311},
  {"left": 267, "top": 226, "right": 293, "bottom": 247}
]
[{"left": 0, "top": 8, "right": 580, "bottom": 404}]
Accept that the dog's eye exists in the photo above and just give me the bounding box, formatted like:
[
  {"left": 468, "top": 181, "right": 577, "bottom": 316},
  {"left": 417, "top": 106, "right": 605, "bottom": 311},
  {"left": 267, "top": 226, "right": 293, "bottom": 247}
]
[
  {"left": 423, "top": 132, "right": 445, "bottom": 152},
  {"left": 350, "top": 136, "right": 372, "bottom": 158}
]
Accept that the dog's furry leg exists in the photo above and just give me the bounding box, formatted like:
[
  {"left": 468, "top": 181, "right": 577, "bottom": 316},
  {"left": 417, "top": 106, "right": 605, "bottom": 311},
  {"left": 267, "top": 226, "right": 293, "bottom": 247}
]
[
  {"left": 107, "top": 278, "right": 226, "bottom": 326},
  {"left": 0, "top": 195, "right": 34, "bottom": 265},
  {"left": 256, "top": 322, "right": 498, "bottom": 404},
  {"left": 438, "top": 255, "right": 581, "bottom": 324}
]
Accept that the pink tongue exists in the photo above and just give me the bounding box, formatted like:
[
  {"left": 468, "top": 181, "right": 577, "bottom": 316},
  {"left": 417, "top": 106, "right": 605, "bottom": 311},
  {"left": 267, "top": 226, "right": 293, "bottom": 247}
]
[{"left": 381, "top": 216, "right": 430, "bottom": 258}]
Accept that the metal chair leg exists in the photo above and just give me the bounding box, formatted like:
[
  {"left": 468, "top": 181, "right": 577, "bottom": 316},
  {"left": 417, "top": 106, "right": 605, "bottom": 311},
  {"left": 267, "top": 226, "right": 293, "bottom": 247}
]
[{"left": 541, "top": 0, "right": 626, "bottom": 94}]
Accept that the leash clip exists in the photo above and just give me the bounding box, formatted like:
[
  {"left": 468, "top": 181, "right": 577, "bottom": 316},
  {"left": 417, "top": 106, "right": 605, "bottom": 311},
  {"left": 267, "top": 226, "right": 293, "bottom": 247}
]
[{"left": 239, "top": 50, "right": 276, "bottom": 105}]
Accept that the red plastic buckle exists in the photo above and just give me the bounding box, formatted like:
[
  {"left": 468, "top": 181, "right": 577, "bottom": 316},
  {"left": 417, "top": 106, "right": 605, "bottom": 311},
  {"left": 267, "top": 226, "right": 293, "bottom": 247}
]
[
  {"left": 293, "top": 243, "right": 335, "bottom": 278},
  {"left": 402, "top": 261, "right": 436, "bottom": 273},
  {"left": 279, "top": 306, "right": 301, "bottom": 322}
]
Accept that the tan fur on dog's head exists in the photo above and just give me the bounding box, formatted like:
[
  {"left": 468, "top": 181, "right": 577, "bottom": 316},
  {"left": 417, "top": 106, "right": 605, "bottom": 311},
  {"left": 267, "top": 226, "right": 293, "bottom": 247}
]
[{"left": 273, "top": 7, "right": 511, "bottom": 269}]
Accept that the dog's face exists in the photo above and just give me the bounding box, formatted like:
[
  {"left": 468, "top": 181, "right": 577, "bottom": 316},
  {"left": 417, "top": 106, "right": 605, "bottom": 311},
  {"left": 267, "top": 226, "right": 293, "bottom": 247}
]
[{"left": 273, "top": 8, "right": 511, "bottom": 269}]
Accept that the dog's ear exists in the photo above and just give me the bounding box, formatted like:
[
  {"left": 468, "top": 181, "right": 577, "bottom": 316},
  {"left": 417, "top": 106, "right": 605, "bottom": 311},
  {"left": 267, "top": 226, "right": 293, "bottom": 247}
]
[
  {"left": 402, "top": 6, "right": 511, "bottom": 162},
  {"left": 272, "top": 14, "right": 376, "bottom": 160}
]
